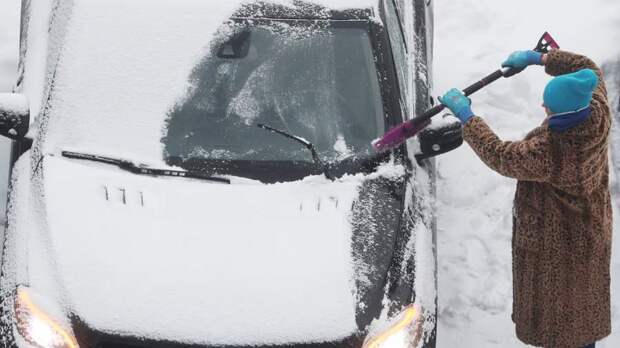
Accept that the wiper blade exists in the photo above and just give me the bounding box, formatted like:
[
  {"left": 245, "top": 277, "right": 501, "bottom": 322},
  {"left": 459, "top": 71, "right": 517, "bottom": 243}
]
[
  {"left": 61, "top": 151, "right": 231, "bottom": 184},
  {"left": 256, "top": 124, "right": 334, "bottom": 180}
]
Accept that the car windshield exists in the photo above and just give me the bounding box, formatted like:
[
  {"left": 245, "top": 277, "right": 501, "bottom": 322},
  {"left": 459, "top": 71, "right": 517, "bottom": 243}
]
[{"left": 163, "top": 20, "right": 385, "bottom": 165}]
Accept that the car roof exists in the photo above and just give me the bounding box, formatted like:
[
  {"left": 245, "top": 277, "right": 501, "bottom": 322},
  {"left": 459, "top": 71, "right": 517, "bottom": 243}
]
[{"left": 232, "top": 0, "right": 377, "bottom": 20}]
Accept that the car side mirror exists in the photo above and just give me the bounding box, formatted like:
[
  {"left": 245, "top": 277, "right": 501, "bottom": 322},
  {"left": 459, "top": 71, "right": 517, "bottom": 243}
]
[
  {"left": 0, "top": 93, "right": 30, "bottom": 140},
  {"left": 415, "top": 115, "right": 463, "bottom": 162}
]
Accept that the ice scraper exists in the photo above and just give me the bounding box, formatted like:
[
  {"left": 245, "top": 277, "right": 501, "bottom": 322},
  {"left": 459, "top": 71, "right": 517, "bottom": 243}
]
[{"left": 372, "top": 32, "right": 560, "bottom": 153}]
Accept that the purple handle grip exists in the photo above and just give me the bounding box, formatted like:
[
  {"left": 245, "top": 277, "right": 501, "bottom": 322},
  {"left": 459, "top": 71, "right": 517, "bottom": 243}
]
[{"left": 372, "top": 119, "right": 431, "bottom": 152}]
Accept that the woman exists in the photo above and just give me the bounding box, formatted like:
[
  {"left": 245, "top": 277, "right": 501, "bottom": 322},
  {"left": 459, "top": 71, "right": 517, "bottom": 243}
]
[{"left": 440, "top": 49, "right": 612, "bottom": 348}]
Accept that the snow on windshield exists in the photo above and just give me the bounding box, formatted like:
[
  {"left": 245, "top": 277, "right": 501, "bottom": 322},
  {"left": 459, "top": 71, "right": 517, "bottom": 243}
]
[
  {"left": 41, "top": 0, "right": 246, "bottom": 165},
  {"left": 163, "top": 21, "right": 384, "bottom": 164},
  {"left": 39, "top": 0, "right": 381, "bottom": 167}
]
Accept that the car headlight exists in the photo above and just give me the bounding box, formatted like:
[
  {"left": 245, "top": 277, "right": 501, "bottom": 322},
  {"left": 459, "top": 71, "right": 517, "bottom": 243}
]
[
  {"left": 362, "top": 305, "right": 424, "bottom": 348},
  {"left": 14, "top": 287, "right": 79, "bottom": 348}
]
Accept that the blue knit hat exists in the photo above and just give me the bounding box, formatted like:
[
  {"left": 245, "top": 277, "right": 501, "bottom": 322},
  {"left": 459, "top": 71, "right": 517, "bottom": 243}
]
[{"left": 543, "top": 69, "right": 599, "bottom": 114}]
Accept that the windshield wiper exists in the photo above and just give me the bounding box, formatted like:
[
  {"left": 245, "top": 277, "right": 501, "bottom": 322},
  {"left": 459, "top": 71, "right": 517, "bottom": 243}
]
[
  {"left": 61, "top": 151, "right": 231, "bottom": 184},
  {"left": 256, "top": 124, "right": 334, "bottom": 180}
]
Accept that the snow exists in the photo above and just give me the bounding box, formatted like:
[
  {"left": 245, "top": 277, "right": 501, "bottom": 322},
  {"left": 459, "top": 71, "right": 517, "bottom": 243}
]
[
  {"left": 2, "top": 1, "right": 378, "bottom": 345},
  {"left": 606, "top": 60, "right": 620, "bottom": 204},
  {"left": 40, "top": 0, "right": 244, "bottom": 164},
  {"left": 2, "top": 149, "right": 408, "bottom": 346},
  {"left": 20, "top": 0, "right": 55, "bottom": 120},
  {"left": 409, "top": 167, "right": 437, "bottom": 332},
  {"left": 0, "top": 0, "right": 19, "bottom": 92},
  {"left": 6, "top": 1, "right": 405, "bottom": 345},
  {"left": 0, "top": 93, "right": 29, "bottom": 116},
  {"left": 428, "top": 113, "right": 460, "bottom": 130},
  {"left": 40, "top": 0, "right": 381, "bottom": 166},
  {"left": 0, "top": 0, "right": 20, "bottom": 222},
  {"left": 1, "top": 0, "right": 619, "bottom": 346},
  {"left": 311, "top": 0, "right": 377, "bottom": 9},
  {"left": 38, "top": 155, "right": 372, "bottom": 344},
  {"left": 433, "top": 0, "right": 620, "bottom": 346},
  {"left": 251, "top": 0, "right": 378, "bottom": 11},
  {"left": 333, "top": 135, "right": 353, "bottom": 160}
]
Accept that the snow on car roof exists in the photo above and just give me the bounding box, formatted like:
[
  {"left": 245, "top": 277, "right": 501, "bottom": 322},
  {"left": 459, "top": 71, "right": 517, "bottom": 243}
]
[{"left": 257, "top": 0, "right": 378, "bottom": 11}]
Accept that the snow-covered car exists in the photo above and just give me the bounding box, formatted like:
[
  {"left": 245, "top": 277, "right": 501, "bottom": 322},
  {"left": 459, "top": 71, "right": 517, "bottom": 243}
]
[{"left": 0, "top": 0, "right": 459, "bottom": 347}]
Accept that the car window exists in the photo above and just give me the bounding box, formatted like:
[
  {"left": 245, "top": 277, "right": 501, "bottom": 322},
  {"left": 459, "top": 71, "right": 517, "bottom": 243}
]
[
  {"left": 384, "top": 0, "right": 410, "bottom": 115},
  {"left": 395, "top": 0, "right": 406, "bottom": 25}
]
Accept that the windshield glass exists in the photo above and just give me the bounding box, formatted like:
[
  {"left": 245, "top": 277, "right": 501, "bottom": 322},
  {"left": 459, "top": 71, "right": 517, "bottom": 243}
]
[
  {"left": 164, "top": 21, "right": 385, "bottom": 164},
  {"left": 43, "top": 4, "right": 390, "bottom": 183}
]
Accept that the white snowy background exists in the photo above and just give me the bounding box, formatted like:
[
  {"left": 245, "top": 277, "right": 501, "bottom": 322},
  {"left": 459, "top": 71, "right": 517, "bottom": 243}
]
[{"left": 0, "top": 0, "right": 619, "bottom": 347}]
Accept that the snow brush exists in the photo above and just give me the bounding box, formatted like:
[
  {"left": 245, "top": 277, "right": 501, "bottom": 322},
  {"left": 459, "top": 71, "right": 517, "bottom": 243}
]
[{"left": 372, "top": 31, "right": 560, "bottom": 153}]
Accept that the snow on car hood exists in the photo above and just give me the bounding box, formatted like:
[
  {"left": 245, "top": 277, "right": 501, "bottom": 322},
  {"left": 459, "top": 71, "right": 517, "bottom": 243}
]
[{"left": 42, "top": 155, "right": 359, "bottom": 345}]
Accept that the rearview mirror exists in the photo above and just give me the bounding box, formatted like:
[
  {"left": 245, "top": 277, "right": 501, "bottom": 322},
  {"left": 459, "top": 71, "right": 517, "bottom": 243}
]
[
  {"left": 217, "top": 29, "right": 251, "bottom": 59},
  {"left": 0, "top": 93, "right": 30, "bottom": 139},
  {"left": 415, "top": 115, "right": 463, "bottom": 162}
]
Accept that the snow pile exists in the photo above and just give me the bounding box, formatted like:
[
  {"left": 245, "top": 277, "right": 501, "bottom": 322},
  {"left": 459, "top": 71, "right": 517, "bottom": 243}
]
[{"left": 433, "top": 0, "right": 620, "bottom": 346}]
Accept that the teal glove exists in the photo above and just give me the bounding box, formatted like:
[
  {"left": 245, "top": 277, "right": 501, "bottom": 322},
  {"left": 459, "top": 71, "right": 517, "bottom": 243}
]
[
  {"left": 502, "top": 50, "right": 543, "bottom": 69},
  {"left": 439, "top": 88, "right": 474, "bottom": 124}
]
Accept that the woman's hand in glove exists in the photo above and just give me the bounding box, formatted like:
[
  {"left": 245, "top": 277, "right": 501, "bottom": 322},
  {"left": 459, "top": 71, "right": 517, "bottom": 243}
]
[{"left": 439, "top": 88, "right": 475, "bottom": 124}]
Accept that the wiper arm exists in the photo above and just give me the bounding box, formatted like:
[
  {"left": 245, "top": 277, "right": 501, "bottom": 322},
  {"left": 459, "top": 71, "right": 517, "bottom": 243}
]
[
  {"left": 257, "top": 124, "right": 334, "bottom": 180},
  {"left": 61, "top": 151, "right": 231, "bottom": 184}
]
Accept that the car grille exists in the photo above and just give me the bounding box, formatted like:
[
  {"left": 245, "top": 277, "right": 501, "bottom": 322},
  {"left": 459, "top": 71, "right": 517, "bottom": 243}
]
[
  {"left": 91, "top": 337, "right": 362, "bottom": 348},
  {"left": 95, "top": 341, "right": 362, "bottom": 348},
  {"left": 72, "top": 319, "right": 362, "bottom": 348}
]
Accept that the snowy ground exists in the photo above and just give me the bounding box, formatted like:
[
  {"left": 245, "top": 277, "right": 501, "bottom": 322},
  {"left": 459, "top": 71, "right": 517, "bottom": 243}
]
[
  {"left": 0, "top": 0, "right": 619, "bottom": 346},
  {"left": 433, "top": 0, "right": 620, "bottom": 347}
]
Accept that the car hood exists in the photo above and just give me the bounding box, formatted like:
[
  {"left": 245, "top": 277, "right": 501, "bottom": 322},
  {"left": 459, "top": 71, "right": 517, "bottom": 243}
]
[{"left": 42, "top": 156, "right": 360, "bottom": 345}]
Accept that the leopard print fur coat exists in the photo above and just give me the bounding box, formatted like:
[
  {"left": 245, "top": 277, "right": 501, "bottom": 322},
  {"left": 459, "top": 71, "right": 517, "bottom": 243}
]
[{"left": 462, "top": 50, "right": 612, "bottom": 348}]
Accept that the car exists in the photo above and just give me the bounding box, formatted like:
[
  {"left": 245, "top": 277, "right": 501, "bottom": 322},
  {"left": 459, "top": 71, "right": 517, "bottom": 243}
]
[{"left": 0, "top": 0, "right": 460, "bottom": 347}]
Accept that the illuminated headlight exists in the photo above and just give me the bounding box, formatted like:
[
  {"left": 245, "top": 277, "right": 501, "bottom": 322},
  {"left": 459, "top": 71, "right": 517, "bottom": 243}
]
[
  {"left": 14, "top": 287, "right": 78, "bottom": 348},
  {"left": 363, "top": 305, "right": 424, "bottom": 348}
]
